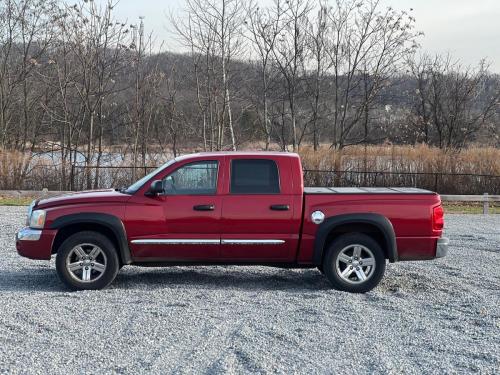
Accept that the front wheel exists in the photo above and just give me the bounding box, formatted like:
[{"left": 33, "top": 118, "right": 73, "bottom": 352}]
[
  {"left": 56, "top": 231, "right": 120, "bottom": 291},
  {"left": 323, "top": 233, "right": 386, "bottom": 293}
]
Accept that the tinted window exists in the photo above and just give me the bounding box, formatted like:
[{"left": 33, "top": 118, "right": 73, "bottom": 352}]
[
  {"left": 231, "top": 159, "right": 280, "bottom": 194},
  {"left": 163, "top": 161, "right": 218, "bottom": 195}
]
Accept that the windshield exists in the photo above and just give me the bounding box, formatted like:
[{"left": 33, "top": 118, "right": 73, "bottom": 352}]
[{"left": 124, "top": 159, "right": 176, "bottom": 194}]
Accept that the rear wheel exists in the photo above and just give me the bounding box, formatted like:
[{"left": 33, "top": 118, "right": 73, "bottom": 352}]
[
  {"left": 56, "top": 231, "right": 120, "bottom": 291},
  {"left": 322, "top": 233, "right": 386, "bottom": 293}
]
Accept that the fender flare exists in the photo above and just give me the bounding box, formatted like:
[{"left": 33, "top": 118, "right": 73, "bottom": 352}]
[
  {"left": 50, "top": 213, "right": 132, "bottom": 265},
  {"left": 312, "top": 213, "right": 398, "bottom": 265}
]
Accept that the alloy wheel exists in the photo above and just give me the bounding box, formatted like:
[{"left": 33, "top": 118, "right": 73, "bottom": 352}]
[
  {"left": 335, "top": 244, "right": 376, "bottom": 284},
  {"left": 65, "top": 243, "right": 108, "bottom": 283}
]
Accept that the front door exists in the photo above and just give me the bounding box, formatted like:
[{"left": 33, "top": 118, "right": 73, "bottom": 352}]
[
  {"left": 220, "top": 157, "right": 301, "bottom": 262},
  {"left": 129, "top": 160, "right": 222, "bottom": 260}
]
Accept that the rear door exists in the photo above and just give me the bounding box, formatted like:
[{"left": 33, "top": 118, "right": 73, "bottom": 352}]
[{"left": 220, "top": 156, "right": 301, "bottom": 261}]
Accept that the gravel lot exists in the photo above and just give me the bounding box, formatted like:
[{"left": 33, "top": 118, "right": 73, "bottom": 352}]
[{"left": 0, "top": 206, "right": 499, "bottom": 374}]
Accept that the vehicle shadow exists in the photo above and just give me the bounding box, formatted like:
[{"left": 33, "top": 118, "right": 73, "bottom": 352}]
[
  {"left": 115, "top": 267, "right": 332, "bottom": 292},
  {"left": 0, "top": 268, "right": 62, "bottom": 292},
  {"left": 0, "top": 266, "right": 332, "bottom": 293}
]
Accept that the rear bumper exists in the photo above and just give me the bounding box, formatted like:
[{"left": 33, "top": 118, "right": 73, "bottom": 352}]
[
  {"left": 16, "top": 227, "right": 56, "bottom": 260},
  {"left": 396, "top": 236, "right": 449, "bottom": 261},
  {"left": 435, "top": 237, "right": 449, "bottom": 258}
]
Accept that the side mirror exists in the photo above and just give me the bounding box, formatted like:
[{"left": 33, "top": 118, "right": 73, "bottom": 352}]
[{"left": 146, "top": 180, "right": 164, "bottom": 196}]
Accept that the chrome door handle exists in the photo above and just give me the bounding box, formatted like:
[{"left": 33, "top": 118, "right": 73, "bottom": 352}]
[{"left": 193, "top": 204, "right": 215, "bottom": 211}]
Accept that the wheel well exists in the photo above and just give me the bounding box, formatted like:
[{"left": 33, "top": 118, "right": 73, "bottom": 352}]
[
  {"left": 323, "top": 223, "right": 389, "bottom": 261},
  {"left": 52, "top": 223, "right": 122, "bottom": 263}
]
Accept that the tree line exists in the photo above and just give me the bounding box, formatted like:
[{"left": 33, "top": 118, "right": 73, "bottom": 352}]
[{"left": 0, "top": 0, "right": 499, "bottom": 188}]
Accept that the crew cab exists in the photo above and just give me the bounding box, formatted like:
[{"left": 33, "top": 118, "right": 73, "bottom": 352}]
[{"left": 16, "top": 152, "right": 448, "bottom": 293}]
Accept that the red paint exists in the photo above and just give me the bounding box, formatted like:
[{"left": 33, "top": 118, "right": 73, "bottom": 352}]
[
  {"left": 218, "top": 155, "right": 302, "bottom": 261},
  {"left": 17, "top": 152, "right": 445, "bottom": 264},
  {"left": 298, "top": 193, "right": 443, "bottom": 262},
  {"left": 16, "top": 230, "right": 57, "bottom": 260}
]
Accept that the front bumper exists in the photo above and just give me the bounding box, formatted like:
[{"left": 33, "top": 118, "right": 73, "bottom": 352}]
[
  {"left": 16, "top": 227, "right": 56, "bottom": 260},
  {"left": 436, "top": 237, "right": 449, "bottom": 258},
  {"left": 16, "top": 227, "right": 42, "bottom": 241}
]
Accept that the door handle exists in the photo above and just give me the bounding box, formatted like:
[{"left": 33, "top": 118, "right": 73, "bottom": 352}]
[
  {"left": 193, "top": 204, "right": 215, "bottom": 211},
  {"left": 270, "top": 204, "right": 290, "bottom": 211}
]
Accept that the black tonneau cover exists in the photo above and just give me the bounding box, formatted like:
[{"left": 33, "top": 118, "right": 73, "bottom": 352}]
[{"left": 304, "top": 187, "right": 435, "bottom": 194}]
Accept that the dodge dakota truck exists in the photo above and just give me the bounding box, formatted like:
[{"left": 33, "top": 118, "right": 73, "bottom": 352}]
[{"left": 16, "top": 152, "right": 448, "bottom": 293}]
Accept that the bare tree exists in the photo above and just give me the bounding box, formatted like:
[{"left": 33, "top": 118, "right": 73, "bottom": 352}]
[
  {"left": 47, "top": 0, "right": 131, "bottom": 188},
  {"left": 244, "top": 0, "right": 285, "bottom": 149},
  {"left": 127, "top": 18, "right": 166, "bottom": 180},
  {"left": 304, "top": 3, "right": 331, "bottom": 150},
  {"left": 173, "top": 0, "right": 245, "bottom": 151},
  {"left": 409, "top": 54, "right": 500, "bottom": 148},
  {"left": 0, "top": 0, "right": 57, "bottom": 185},
  {"left": 271, "top": 0, "right": 311, "bottom": 151},
  {"left": 149, "top": 57, "right": 185, "bottom": 158},
  {"left": 0, "top": 0, "right": 498, "bottom": 191},
  {"left": 324, "top": 0, "right": 420, "bottom": 149}
]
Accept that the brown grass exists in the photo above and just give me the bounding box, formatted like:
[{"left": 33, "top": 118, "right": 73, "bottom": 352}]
[
  {"left": 297, "top": 144, "right": 500, "bottom": 194},
  {"left": 1, "top": 144, "right": 499, "bottom": 194},
  {"left": 298, "top": 144, "right": 500, "bottom": 176}
]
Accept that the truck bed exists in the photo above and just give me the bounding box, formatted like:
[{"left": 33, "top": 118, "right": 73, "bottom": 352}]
[
  {"left": 304, "top": 187, "right": 435, "bottom": 194},
  {"left": 300, "top": 187, "right": 442, "bottom": 262}
]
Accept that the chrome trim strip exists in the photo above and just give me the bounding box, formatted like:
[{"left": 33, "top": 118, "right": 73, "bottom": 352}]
[
  {"left": 221, "top": 239, "right": 285, "bottom": 245},
  {"left": 16, "top": 227, "right": 42, "bottom": 241},
  {"left": 131, "top": 239, "right": 220, "bottom": 245},
  {"left": 130, "top": 239, "right": 286, "bottom": 245}
]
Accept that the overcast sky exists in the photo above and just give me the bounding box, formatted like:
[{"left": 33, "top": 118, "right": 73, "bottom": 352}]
[{"left": 96, "top": 0, "right": 500, "bottom": 72}]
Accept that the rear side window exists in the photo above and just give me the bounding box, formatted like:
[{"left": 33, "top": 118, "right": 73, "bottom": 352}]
[{"left": 230, "top": 159, "right": 280, "bottom": 194}]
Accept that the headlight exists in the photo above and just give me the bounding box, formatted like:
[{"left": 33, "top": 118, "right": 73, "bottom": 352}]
[{"left": 29, "top": 210, "right": 46, "bottom": 229}]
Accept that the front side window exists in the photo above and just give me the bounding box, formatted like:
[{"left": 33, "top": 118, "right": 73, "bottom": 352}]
[
  {"left": 124, "top": 159, "right": 176, "bottom": 194},
  {"left": 231, "top": 159, "right": 280, "bottom": 194},
  {"left": 163, "top": 161, "right": 218, "bottom": 195}
]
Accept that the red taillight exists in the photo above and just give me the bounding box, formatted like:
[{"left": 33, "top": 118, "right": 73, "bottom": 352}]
[{"left": 433, "top": 205, "right": 444, "bottom": 231}]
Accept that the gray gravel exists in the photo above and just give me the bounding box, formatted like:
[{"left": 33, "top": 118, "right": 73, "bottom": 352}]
[{"left": 0, "top": 206, "right": 499, "bottom": 374}]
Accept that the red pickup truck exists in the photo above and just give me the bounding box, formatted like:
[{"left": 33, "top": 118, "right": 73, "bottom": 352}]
[{"left": 16, "top": 152, "right": 448, "bottom": 293}]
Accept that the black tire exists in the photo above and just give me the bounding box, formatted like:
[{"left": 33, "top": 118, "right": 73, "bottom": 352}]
[
  {"left": 56, "top": 231, "right": 120, "bottom": 291},
  {"left": 322, "top": 233, "right": 386, "bottom": 293}
]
